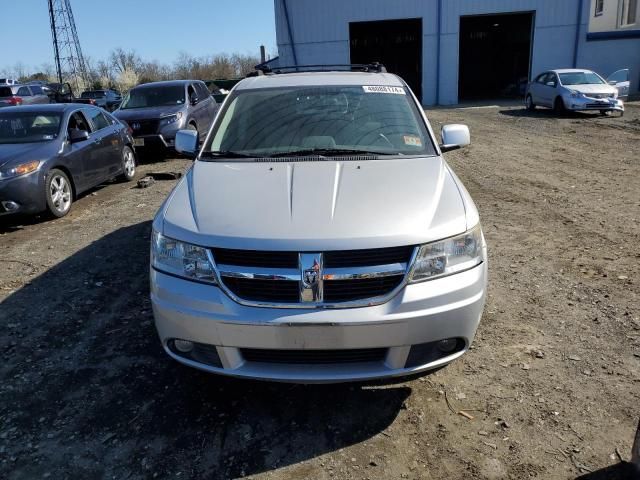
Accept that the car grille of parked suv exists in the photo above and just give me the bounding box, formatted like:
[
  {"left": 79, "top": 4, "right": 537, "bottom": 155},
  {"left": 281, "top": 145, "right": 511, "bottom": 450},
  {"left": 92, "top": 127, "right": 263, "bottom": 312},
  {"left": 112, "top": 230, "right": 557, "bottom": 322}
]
[
  {"left": 131, "top": 119, "right": 159, "bottom": 136},
  {"left": 212, "top": 246, "right": 416, "bottom": 306}
]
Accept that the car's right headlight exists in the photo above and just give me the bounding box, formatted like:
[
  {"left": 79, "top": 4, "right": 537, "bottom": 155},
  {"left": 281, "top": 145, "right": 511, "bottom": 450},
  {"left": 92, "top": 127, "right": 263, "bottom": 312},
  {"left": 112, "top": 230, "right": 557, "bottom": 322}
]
[
  {"left": 408, "top": 224, "right": 484, "bottom": 283},
  {"left": 151, "top": 230, "right": 217, "bottom": 284},
  {"left": 159, "top": 112, "right": 183, "bottom": 127},
  {"left": 0, "top": 161, "right": 40, "bottom": 180}
]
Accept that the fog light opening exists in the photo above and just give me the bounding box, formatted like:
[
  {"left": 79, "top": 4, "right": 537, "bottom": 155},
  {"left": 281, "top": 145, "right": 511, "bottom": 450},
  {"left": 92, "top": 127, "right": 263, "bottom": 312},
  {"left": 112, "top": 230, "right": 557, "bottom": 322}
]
[
  {"left": 173, "top": 339, "right": 194, "bottom": 353},
  {"left": 2, "top": 201, "right": 19, "bottom": 212},
  {"left": 437, "top": 338, "right": 458, "bottom": 353}
]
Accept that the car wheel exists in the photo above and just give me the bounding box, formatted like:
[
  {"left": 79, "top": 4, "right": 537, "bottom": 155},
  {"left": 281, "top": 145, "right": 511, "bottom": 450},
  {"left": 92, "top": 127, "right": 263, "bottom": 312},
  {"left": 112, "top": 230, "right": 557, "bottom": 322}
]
[
  {"left": 554, "top": 97, "right": 566, "bottom": 115},
  {"left": 525, "top": 95, "right": 536, "bottom": 111},
  {"left": 118, "top": 146, "right": 136, "bottom": 182},
  {"left": 45, "top": 169, "right": 73, "bottom": 218}
]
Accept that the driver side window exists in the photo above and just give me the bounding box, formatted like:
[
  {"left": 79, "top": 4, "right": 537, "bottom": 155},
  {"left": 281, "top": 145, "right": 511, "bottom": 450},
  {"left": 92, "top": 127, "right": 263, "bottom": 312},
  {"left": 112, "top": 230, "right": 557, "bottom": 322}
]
[
  {"left": 67, "top": 111, "right": 91, "bottom": 136},
  {"left": 544, "top": 73, "right": 557, "bottom": 87},
  {"left": 188, "top": 85, "right": 197, "bottom": 103}
]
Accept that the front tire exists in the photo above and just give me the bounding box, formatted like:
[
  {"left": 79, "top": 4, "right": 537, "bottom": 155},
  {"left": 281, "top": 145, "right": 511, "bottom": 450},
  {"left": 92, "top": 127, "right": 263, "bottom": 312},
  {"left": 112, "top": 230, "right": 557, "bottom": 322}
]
[
  {"left": 118, "top": 146, "right": 136, "bottom": 182},
  {"left": 45, "top": 169, "right": 73, "bottom": 218},
  {"left": 554, "top": 97, "right": 566, "bottom": 115},
  {"left": 525, "top": 95, "right": 536, "bottom": 111}
]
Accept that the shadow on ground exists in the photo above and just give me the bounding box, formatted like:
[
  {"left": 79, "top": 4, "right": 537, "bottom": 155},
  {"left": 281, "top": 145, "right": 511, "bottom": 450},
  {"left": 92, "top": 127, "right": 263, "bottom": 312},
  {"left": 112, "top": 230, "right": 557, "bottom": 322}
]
[
  {"left": 499, "top": 108, "right": 619, "bottom": 119},
  {"left": 0, "top": 221, "right": 410, "bottom": 480}
]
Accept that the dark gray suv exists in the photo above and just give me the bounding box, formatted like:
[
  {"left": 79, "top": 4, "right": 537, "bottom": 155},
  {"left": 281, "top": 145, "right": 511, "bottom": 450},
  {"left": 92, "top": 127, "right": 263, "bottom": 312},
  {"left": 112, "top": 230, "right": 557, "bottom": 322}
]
[{"left": 113, "top": 80, "right": 218, "bottom": 153}]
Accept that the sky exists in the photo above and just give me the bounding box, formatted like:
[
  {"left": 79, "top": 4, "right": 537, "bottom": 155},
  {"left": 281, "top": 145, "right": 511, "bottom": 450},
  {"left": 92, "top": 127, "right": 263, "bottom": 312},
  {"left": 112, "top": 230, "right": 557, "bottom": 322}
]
[{"left": 0, "top": 0, "right": 277, "bottom": 75}]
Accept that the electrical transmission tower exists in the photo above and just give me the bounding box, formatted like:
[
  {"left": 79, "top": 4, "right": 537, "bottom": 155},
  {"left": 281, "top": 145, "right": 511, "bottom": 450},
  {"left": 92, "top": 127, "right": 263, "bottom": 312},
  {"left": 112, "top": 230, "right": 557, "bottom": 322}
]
[{"left": 48, "top": 0, "right": 90, "bottom": 93}]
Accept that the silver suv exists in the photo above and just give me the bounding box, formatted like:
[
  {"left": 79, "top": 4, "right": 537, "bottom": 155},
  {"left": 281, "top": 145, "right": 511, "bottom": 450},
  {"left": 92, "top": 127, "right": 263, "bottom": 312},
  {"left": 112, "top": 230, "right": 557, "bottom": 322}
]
[{"left": 150, "top": 66, "right": 487, "bottom": 383}]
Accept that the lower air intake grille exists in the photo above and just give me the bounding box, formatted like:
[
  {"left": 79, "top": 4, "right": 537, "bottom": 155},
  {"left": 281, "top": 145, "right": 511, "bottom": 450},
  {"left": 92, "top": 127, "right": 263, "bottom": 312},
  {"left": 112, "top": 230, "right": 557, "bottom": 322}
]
[
  {"left": 222, "top": 277, "right": 299, "bottom": 303},
  {"left": 324, "top": 275, "right": 404, "bottom": 302},
  {"left": 241, "top": 348, "right": 387, "bottom": 364}
]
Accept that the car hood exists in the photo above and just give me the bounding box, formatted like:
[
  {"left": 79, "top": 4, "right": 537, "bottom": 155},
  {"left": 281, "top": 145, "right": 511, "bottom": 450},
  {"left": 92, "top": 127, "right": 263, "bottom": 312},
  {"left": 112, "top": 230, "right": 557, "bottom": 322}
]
[
  {"left": 0, "top": 142, "right": 57, "bottom": 169},
  {"left": 113, "top": 104, "right": 184, "bottom": 121},
  {"left": 160, "top": 157, "right": 469, "bottom": 251},
  {"left": 565, "top": 84, "right": 617, "bottom": 96}
]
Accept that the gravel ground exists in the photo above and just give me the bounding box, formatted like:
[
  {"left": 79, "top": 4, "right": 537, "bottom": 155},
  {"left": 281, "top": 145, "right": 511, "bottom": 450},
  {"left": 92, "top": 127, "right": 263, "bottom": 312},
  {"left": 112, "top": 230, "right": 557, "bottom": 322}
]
[{"left": 0, "top": 103, "right": 639, "bottom": 480}]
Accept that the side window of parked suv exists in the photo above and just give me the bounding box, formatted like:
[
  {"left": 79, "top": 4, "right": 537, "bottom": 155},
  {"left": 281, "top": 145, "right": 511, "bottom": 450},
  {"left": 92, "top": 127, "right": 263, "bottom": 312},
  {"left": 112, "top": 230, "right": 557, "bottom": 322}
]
[
  {"left": 196, "top": 82, "right": 210, "bottom": 102},
  {"left": 17, "top": 86, "right": 32, "bottom": 96},
  {"left": 86, "top": 108, "right": 110, "bottom": 131}
]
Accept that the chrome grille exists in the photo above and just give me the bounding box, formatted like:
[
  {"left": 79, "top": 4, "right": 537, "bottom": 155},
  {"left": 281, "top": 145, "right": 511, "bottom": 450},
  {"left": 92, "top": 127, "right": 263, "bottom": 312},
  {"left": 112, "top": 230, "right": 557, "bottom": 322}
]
[{"left": 212, "top": 246, "right": 416, "bottom": 308}]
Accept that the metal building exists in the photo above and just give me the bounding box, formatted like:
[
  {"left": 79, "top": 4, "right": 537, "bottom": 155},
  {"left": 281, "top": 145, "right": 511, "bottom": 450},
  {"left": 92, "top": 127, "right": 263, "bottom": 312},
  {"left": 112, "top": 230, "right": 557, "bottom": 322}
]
[{"left": 274, "top": 0, "right": 640, "bottom": 105}]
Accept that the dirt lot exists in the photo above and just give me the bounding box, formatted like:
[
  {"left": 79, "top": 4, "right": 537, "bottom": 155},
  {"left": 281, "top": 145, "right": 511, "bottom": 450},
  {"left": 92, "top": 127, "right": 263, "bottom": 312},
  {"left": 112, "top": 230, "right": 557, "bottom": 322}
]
[{"left": 1, "top": 103, "right": 639, "bottom": 480}]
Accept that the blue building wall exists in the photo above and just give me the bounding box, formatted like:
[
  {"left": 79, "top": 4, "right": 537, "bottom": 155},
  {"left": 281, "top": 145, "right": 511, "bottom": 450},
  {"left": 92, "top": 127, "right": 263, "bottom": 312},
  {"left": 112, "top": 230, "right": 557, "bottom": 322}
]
[{"left": 275, "top": 0, "right": 640, "bottom": 105}]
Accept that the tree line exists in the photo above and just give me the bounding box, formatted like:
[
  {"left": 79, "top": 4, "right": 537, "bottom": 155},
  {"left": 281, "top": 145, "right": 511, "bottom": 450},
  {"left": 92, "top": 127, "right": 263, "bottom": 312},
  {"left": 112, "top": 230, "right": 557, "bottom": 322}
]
[{"left": 3, "top": 49, "right": 262, "bottom": 92}]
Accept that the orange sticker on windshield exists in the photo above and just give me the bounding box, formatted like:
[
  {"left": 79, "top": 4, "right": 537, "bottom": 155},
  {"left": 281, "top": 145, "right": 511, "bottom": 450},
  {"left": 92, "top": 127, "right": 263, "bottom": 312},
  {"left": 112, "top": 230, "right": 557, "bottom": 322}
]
[{"left": 403, "top": 135, "right": 422, "bottom": 147}]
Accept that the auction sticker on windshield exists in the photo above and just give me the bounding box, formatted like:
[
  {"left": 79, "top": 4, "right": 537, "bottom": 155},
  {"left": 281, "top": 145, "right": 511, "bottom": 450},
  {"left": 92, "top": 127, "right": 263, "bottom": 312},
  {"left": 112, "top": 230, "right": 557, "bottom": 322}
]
[{"left": 362, "top": 85, "right": 405, "bottom": 94}]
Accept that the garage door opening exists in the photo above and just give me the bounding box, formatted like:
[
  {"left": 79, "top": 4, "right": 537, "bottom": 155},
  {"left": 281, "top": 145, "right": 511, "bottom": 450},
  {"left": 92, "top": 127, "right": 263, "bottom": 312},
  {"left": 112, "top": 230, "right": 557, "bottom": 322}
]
[
  {"left": 350, "top": 18, "right": 422, "bottom": 101},
  {"left": 458, "top": 12, "right": 534, "bottom": 101}
]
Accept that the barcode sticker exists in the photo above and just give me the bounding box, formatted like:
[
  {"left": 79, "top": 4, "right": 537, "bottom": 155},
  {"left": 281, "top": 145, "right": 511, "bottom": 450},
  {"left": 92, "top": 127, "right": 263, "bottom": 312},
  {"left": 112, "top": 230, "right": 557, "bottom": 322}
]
[{"left": 362, "top": 85, "right": 405, "bottom": 95}]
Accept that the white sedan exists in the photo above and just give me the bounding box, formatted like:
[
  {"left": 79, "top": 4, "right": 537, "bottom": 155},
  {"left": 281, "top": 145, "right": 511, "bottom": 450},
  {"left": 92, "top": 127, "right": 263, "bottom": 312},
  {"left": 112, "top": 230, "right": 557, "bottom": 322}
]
[{"left": 525, "top": 69, "right": 625, "bottom": 115}]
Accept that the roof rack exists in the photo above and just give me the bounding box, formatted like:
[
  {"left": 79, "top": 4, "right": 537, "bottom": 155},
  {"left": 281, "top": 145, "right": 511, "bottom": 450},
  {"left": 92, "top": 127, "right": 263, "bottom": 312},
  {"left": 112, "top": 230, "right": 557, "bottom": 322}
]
[{"left": 253, "top": 63, "right": 387, "bottom": 75}]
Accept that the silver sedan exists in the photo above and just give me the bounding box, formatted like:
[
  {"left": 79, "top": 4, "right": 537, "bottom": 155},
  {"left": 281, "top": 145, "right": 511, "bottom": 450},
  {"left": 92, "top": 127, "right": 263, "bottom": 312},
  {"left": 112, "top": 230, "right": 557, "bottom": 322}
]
[{"left": 525, "top": 69, "right": 624, "bottom": 115}]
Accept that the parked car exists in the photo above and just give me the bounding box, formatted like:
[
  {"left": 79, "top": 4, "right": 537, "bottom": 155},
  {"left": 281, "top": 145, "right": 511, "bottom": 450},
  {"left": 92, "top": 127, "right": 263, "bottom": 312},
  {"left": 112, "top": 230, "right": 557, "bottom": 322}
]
[
  {"left": 113, "top": 80, "right": 218, "bottom": 152},
  {"left": 0, "top": 84, "right": 50, "bottom": 108},
  {"left": 525, "top": 69, "right": 624, "bottom": 115},
  {"left": 0, "top": 78, "right": 18, "bottom": 86},
  {"left": 0, "top": 104, "right": 136, "bottom": 218},
  {"left": 150, "top": 66, "right": 487, "bottom": 383},
  {"left": 80, "top": 89, "right": 122, "bottom": 111},
  {"left": 606, "top": 68, "right": 630, "bottom": 100},
  {"left": 46, "top": 82, "right": 96, "bottom": 106}
]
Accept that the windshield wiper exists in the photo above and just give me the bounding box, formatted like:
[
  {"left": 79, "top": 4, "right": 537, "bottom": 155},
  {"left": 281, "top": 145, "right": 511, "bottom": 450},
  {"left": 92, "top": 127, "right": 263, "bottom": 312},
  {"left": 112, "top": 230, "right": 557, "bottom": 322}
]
[
  {"left": 267, "top": 148, "right": 398, "bottom": 158},
  {"left": 201, "top": 150, "right": 255, "bottom": 159}
]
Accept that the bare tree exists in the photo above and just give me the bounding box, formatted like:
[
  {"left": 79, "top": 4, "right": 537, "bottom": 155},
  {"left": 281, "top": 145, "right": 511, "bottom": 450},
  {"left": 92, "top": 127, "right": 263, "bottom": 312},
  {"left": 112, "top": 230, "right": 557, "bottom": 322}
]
[{"left": 110, "top": 48, "right": 141, "bottom": 75}]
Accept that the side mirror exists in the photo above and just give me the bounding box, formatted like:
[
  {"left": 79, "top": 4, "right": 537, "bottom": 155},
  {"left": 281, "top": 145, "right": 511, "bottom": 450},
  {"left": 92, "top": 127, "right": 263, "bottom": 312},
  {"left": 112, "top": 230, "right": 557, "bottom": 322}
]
[
  {"left": 440, "top": 124, "right": 470, "bottom": 153},
  {"left": 608, "top": 80, "right": 618, "bottom": 86},
  {"left": 69, "top": 129, "right": 89, "bottom": 143},
  {"left": 175, "top": 129, "right": 199, "bottom": 158},
  {"left": 190, "top": 94, "right": 199, "bottom": 105}
]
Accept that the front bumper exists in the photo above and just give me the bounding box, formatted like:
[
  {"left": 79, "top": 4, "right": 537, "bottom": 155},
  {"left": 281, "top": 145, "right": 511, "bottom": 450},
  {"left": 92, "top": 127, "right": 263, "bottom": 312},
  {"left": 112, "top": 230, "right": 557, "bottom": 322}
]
[
  {"left": 564, "top": 95, "right": 624, "bottom": 112},
  {"left": 132, "top": 134, "right": 174, "bottom": 150},
  {"left": 0, "top": 170, "right": 45, "bottom": 216},
  {"left": 150, "top": 261, "right": 487, "bottom": 383}
]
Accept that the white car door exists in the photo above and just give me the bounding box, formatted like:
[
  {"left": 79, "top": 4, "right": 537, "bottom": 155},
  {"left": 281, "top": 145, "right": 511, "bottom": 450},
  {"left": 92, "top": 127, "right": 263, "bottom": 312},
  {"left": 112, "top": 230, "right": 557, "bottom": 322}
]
[
  {"left": 528, "top": 73, "right": 547, "bottom": 105},
  {"left": 606, "top": 69, "right": 630, "bottom": 100},
  {"left": 538, "top": 73, "right": 558, "bottom": 107}
]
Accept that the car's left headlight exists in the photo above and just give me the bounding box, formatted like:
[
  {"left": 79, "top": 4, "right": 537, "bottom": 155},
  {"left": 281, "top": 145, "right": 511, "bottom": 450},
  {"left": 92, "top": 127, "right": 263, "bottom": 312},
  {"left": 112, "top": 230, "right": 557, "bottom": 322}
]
[
  {"left": 409, "top": 224, "right": 484, "bottom": 283},
  {"left": 159, "top": 112, "right": 183, "bottom": 127},
  {"left": 151, "top": 230, "right": 218, "bottom": 284},
  {"left": 0, "top": 161, "right": 40, "bottom": 180},
  {"left": 569, "top": 90, "right": 584, "bottom": 98}
]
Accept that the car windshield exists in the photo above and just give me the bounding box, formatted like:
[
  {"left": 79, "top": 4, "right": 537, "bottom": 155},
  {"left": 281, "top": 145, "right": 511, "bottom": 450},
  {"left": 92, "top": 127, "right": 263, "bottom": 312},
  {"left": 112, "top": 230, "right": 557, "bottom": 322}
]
[
  {"left": 559, "top": 72, "right": 605, "bottom": 86},
  {"left": 120, "top": 86, "right": 185, "bottom": 109},
  {"left": 203, "top": 85, "right": 436, "bottom": 158},
  {"left": 0, "top": 112, "right": 62, "bottom": 144},
  {"left": 81, "top": 91, "right": 106, "bottom": 98}
]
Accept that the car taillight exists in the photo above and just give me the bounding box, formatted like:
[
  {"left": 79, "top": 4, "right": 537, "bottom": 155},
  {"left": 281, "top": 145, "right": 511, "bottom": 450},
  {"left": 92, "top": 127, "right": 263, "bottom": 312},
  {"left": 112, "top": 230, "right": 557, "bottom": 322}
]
[{"left": 9, "top": 96, "right": 22, "bottom": 105}]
